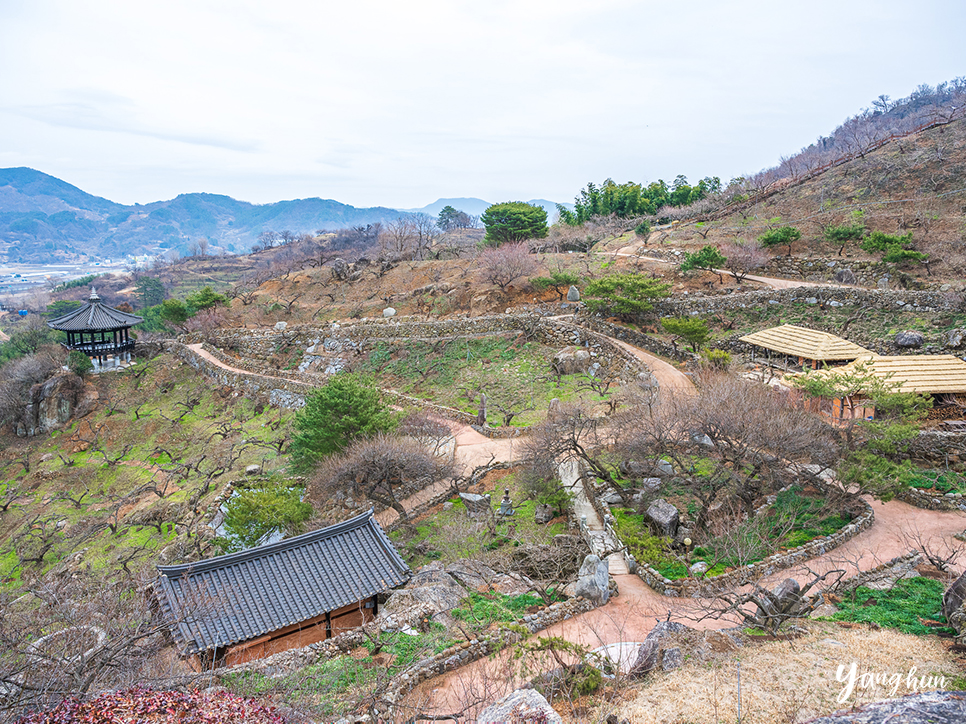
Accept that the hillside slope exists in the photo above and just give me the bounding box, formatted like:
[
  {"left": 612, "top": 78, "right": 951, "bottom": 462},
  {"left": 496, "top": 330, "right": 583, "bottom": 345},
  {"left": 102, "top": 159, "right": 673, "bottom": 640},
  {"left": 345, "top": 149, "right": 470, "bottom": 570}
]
[{"left": 0, "top": 168, "right": 408, "bottom": 263}]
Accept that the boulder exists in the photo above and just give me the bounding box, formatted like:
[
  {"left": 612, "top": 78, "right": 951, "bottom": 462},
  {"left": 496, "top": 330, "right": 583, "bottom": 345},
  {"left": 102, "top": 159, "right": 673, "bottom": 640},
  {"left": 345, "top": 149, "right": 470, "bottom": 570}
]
[
  {"left": 754, "top": 578, "right": 802, "bottom": 621},
  {"left": 575, "top": 554, "right": 610, "bottom": 605},
  {"left": 477, "top": 688, "right": 562, "bottom": 724},
  {"left": 802, "top": 690, "right": 966, "bottom": 723},
  {"left": 661, "top": 647, "right": 683, "bottom": 671},
  {"left": 552, "top": 346, "right": 592, "bottom": 375},
  {"left": 331, "top": 258, "right": 351, "bottom": 280},
  {"left": 382, "top": 565, "right": 465, "bottom": 617},
  {"left": 245, "top": 464, "right": 261, "bottom": 476},
  {"left": 945, "top": 329, "right": 966, "bottom": 349},
  {"left": 534, "top": 503, "right": 554, "bottom": 525},
  {"left": 646, "top": 498, "right": 679, "bottom": 537},
  {"left": 600, "top": 491, "right": 625, "bottom": 505},
  {"left": 833, "top": 268, "right": 857, "bottom": 285},
  {"left": 567, "top": 285, "right": 581, "bottom": 302},
  {"left": 458, "top": 492, "right": 492, "bottom": 519},
  {"left": 895, "top": 330, "right": 925, "bottom": 348},
  {"left": 274, "top": 321, "right": 288, "bottom": 331},
  {"left": 690, "top": 561, "right": 709, "bottom": 576},
  {"left": 444, "top": 561, "right": 495, "bottom": 590},
  {"left": 628, "top": 621, "right": 691, "bottom": 677},
  {"left": 943, "top": 571, "right": 966, "bottom": 640},
  {"left": 382, "top": 307, "right": 396, "bottom": 318}
]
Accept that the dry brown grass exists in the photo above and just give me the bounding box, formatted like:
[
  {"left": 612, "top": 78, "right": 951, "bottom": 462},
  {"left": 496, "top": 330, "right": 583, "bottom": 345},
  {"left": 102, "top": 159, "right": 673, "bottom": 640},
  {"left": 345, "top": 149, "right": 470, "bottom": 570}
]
[{"left": 609, "top": 622, "right": 960, "bottom": 724}]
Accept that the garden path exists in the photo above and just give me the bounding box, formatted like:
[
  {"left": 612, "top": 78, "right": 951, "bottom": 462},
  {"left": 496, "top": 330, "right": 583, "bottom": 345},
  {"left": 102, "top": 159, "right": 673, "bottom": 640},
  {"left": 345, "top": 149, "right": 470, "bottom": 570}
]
[{"left": 605, "top": 242, "right": 845, "bottom": 289}]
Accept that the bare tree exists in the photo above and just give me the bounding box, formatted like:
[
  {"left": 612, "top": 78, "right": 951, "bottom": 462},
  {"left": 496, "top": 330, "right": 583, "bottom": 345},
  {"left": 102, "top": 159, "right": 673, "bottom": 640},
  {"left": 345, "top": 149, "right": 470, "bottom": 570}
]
[
  {"left": 719, "top": 241, "right": 768, "bottom": 283},
  {"left": 478, "top": 243, "right": 538, "bottom": 291},
  {"left": 308, "top": 435, "right": 457, "bottom": 521}
]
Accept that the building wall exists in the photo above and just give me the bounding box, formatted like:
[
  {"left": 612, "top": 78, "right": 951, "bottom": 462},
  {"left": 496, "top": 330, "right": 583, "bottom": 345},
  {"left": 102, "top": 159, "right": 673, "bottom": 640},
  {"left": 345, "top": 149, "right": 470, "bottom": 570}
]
[{"left": 223, "top": 598, "right": 376, "bottom": 668}]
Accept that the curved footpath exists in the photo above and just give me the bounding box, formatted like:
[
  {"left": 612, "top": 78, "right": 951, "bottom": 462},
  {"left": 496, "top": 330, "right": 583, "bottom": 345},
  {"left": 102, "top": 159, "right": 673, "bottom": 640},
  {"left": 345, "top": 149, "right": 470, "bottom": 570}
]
[
  {"left": 607, "top": 241, "right": 845, "bottom": 290},
  {"left": 188, "top": 332, "right": 966, "bottom": 718}
]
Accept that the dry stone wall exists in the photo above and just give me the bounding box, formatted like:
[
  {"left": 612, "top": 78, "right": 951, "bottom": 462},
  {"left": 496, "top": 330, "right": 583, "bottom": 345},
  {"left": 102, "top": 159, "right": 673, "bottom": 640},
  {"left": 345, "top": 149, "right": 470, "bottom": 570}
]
[
  {"left": 632, "top": 483, "right": 874, "bottom": 598},
  {"left": 647, "top": 286, "right": 954, "bottom": 319}
]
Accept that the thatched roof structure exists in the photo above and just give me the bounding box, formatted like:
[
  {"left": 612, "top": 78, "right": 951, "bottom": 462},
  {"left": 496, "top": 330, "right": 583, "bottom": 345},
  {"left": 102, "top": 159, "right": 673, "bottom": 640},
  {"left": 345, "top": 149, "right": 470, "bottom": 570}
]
[
  {"left": 814, "top": 355, "right": 966, "bottom": 395},
  {"left": 739, "top": 325, "right": 871, "bottom": 362}
]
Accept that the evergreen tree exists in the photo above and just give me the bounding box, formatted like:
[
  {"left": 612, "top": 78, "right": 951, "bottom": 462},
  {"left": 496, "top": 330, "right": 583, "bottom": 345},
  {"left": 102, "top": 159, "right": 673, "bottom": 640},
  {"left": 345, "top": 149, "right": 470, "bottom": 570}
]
[{"left": 290, "top": 374, "right": 396, "bottom": 472}]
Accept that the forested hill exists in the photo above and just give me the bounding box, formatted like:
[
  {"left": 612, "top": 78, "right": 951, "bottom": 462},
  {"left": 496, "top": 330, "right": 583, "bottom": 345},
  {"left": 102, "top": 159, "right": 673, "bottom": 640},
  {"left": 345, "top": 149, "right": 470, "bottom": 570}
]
[{"left": 0, "top": 168, "right": 405, "bottom": 263}]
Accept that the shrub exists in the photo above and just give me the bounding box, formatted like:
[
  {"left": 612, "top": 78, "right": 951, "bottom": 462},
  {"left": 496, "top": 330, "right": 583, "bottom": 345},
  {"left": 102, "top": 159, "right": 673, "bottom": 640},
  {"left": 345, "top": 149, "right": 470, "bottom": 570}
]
[
  {"left": 634, "top": 220, "right": 652, "bottom": 238},
  {"left": 67, "top": 350, "right": 93, "bottom": 377},
  {"left": 703, "top": 349, "right": 731, "bottom": 369}
]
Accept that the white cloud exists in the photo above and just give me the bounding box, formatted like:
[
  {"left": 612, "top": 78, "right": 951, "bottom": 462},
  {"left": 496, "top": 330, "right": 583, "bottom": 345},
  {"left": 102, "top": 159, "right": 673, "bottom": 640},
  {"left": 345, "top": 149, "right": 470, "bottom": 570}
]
[{"left": 0, "top": 0, "right": 963, "bottom": 208}]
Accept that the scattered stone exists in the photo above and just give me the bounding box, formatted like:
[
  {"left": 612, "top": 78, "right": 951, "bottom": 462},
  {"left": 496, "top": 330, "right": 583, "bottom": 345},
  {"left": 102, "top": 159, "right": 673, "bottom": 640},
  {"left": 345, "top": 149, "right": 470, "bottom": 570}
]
[
  {"left": 552, "top": 346, "right": 592, "bottom": 375},
  {"left": 805, "top": 297, "right": 818, "bottom": 305},
  {"left": 477, "top": 688, "right": 562, "bottom": 724},
  {"left": 692, "top": 433, "right": 714, "bottom": 448},
  {"left": 442, "top": 501, "right": 453, "bottom": 511},
  {"left": 274, "top": 321, "right": 288, "bottom": 331},
  {"left": 575, "top": 554, "right": 610, "bottom": 605},
  {"left": 833, "top": 268, "right": 857, "bottom": 285},
  {"left": 628, "top": 621, "right": 691, "bottom": 677},
  {"left": 895, "top": 330, "right": 925, "bottom": 348},
  {"left": 828, "top": 300, "right": 844, "bottom": 307},
  {"left": 382, "top": 307, "right": 396, "bottom": 318},
  {"left": 331, "top": 258, "right": 351, "bottom": 280},
  {"left": 567, "top": 285, "right": 581, "bottom": 302},
  {"left": 646, "top": 498, "right": 679, "bottom": 537},
  {"left": 548, "top": 397, "right": 561, "bottom": 415},
  {"left": 600, "top": 491, "right": 625, "bottom": 505},
  {"left": 945, "top": 329, "right": 966, "bottom": 349},
  {"left": 690, "top": 561, "right": 709, "bottom": 576},
  {"left": 534, "top": 503, "right": 554, "bottom": 525},
  {"left": 458, "top": 492, "right": 492, "bottom": 519}
]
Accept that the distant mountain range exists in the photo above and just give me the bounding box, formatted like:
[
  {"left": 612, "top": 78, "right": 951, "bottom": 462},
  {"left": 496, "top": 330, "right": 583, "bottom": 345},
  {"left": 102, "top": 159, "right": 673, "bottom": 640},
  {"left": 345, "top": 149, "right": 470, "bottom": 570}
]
[{"left": 0, "top": 168, "right": 569, "bottom": 264}]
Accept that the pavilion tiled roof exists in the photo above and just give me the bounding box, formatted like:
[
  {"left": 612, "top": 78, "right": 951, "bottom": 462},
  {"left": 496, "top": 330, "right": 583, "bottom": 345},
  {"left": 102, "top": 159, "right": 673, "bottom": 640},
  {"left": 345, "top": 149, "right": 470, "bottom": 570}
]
[
  {"left": 812, "top": 354, "right": 966, "bottom": 395},
  {"left": 46, "top": 288, "right": 143, "bottom": 332},
  {"left": 155, "top": 510, "right": 410, "bottom": 654},
  {"left": 739, "top": 324, "right": 872, "bottom": 361}
]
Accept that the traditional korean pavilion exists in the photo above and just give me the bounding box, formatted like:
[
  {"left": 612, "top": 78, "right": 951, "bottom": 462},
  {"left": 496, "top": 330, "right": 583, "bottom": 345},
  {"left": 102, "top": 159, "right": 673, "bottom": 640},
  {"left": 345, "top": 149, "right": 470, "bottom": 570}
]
[
  {"left": 155, "top": 509, "right": 410, "bottom": 669},
  {"left": 47, "top": 287, "right": 143, "bottom": 370}
]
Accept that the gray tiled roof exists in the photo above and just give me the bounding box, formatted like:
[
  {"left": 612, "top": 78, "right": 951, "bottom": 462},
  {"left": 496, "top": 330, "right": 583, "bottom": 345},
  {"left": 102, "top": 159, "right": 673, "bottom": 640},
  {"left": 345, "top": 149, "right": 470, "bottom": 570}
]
[
  {"left": 46, "top": 288, "right": 143, "bottom": 332},
  {"left": 155, "top": 510, "right": 410, "bottom": 654}
]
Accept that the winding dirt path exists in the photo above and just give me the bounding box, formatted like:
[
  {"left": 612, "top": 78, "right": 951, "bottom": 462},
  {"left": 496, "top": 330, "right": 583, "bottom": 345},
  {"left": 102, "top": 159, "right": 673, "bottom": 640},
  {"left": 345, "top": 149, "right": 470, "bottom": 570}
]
[
  {"left": 606, "top": 243, "right": 844, "bottom": 290},
  {"left": 188, "top": 327, "right": 966, "bottom": 718},
  {"left": 409, "top": 496, "right": 966, "bottom": 718}
]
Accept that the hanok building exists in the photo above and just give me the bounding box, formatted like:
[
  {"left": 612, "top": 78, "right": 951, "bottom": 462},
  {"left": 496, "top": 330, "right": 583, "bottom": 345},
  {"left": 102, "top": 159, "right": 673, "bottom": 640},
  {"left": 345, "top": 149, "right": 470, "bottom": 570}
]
[
  {"left": 47, "top": 287, "right": 143, "bottom": 371},
  {"left": 740, "top": 324, "right": 872, "bottom": 370},
  {"left": 155, "top": 510, "right": 410, "bottom": 669},
  {"left": 806, "top": 354, "right": 966, "bottom": 423}
]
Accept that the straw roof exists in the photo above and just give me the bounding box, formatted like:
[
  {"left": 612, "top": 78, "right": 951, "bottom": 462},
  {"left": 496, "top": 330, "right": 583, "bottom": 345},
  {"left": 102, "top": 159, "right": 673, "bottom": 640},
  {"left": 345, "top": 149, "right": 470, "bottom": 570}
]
[
  {"left": 739, "top": 324, "right": 871, "bottom": 361},
  {"left": 814, "top": 354, "right": 966, "bottom": 395}
]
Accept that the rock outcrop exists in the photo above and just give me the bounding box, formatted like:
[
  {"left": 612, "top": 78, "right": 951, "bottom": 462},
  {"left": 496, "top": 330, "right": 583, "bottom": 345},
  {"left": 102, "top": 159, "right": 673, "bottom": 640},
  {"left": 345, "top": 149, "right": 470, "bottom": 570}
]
[
  {"left": 477, "top": 688, "right": 563, "bottom": 724},
  {"left": 17, "top": 373, "right": 95, "bottom": 437},
  {"left": 802, "top": 690, "right": 966, "bottom": 723}
]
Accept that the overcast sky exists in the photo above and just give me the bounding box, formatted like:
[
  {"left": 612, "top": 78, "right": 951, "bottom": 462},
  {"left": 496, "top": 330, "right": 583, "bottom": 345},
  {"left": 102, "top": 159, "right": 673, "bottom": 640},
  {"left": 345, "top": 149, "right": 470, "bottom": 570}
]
[{"left": 1, "top": 0, "right": 963, "bottom": 210}]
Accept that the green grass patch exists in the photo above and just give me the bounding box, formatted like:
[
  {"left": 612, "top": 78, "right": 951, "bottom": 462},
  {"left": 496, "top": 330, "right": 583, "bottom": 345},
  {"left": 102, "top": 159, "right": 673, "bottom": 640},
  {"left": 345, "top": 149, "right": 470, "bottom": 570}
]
[
  {"left": 451, "top": 591, "right": 548, "bottom": 626},
  {"left": 831, "top": 578, "right": 953, "bottom": 635}
]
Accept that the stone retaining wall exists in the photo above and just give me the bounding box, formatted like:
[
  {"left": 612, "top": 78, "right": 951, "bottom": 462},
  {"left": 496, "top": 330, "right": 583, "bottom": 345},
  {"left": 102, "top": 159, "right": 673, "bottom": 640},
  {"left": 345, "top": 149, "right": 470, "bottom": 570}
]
[
  {"left": 834, "top": 550, "right": 924, "bottom": 595},
  {"left": 574, "top": 316, "right": 694, "bottom": 363},
  {"left": 647, "top": 287, "right": 953, "bottom": 319},
  {"left": 633, "top": 483, "right": 874, "bottom": 597}
]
